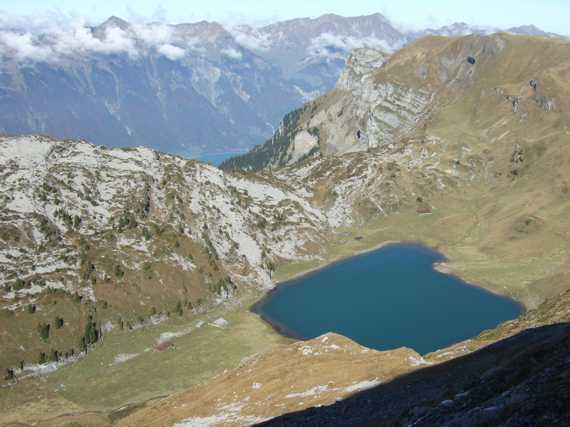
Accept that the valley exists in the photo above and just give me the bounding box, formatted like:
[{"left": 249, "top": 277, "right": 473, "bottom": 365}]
[
  {"left": 1, "top": 31, "right": 570, "bottom": 426},
  {"left": 1, "top": 185, "right": 568, "bottom": 425}
]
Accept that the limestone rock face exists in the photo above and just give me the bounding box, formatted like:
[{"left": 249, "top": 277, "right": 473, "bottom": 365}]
[
  {"left": 0, "top": 135, "right": 326, "bottom": 372},
  {"left": 227, "top": 33, "right": 569, "bottom": 171},
  {"left": 289, "top": 131, "right": 319, "bottom": 163},
  {"left": 336, "top": 48, "right": 389, "bottom": 91}
]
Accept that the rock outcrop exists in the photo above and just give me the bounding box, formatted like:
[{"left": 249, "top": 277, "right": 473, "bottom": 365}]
[
  {"left": 226, "top": 34, "right": 570, "bottom": 170},
  {"left": 0, "top": 135, "right": 325, "bottom": 374}
]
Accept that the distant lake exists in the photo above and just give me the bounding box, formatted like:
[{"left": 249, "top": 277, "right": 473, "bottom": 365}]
[
  {"left": 191, "top": 152, "right": 244, "bottom": 166},
  {"left": 253, "top": 243, "right": 523, "bottom": 354}
]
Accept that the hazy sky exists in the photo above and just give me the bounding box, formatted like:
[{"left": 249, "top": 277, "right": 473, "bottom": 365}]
[{"left": 0, "top": 0, "right": 568, "bottom": 34}]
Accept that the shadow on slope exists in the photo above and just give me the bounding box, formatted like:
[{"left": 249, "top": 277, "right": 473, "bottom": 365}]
[{"left": 259, "top": 322, "right": 570, "bottom": 426}]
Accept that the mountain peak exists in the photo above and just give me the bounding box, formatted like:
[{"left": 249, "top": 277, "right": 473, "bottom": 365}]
[
  {"left": 315, "top": 13, "right": 343, "bottom": 20},
  {"left": 98, "top": 16, "right": 130, "bottom": 31},
  {"left": 173, "top": 20, "right": 231, "bottom": 42},
  {"left": 507, "top": 24, "right": 550, "bottom": 36}
]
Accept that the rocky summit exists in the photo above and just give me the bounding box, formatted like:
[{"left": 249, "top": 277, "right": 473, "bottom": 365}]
[{"left": 1, "top": 31, "right": 570, "bottom": 427}]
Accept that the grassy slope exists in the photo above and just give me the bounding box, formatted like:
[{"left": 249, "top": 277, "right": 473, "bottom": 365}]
[
  {"left": 279, "top": 185, "right": 570, "bottom": 308},
  {"left": 3, "top": 34, "right": 570, "bottom": 424},
  {"left": 0, "top": 291, "right": 288, "bottom": 425}
]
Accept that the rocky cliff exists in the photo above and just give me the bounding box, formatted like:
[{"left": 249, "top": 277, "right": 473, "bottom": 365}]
[{"left": 224, "top": 33, "right": 570, "bottom": 170}]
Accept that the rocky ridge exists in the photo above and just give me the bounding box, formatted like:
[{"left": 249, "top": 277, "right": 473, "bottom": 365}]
[
  {"left": 0, "top": 14, "right": 566, "bottom": 155},
  {"left": 0, "top": 101, "right": 458, "bottom": 375},
  {"left": 223, "top": 33, "right": 569, "bottom": 170},
  {"left": 0, "top": 135, "right": 326, "bottom": 375}
]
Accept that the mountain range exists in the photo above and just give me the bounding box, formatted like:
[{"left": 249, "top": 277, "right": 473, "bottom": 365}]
[
  {"left": 1, "top": 31, "right": 570, "bottom": 425},
  {"left": 0, "top": 13, "right": 566, "bottom": 156}
]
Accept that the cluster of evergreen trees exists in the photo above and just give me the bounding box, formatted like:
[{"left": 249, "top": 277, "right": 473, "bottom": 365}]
[{"left": 220, "top": 107, "right": 305, "bottom": 171}]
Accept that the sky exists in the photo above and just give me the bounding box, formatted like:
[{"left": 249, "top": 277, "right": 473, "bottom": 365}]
[{"left": 0, "top": 0, "right": 568, "bottom": 34}]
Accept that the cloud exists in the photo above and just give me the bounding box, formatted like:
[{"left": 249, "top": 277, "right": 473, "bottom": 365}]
[
  {"left": 133, "top": 23, "right": 189, "bottom": 59},
  {"left": 158, "top": 43, "right": 185, "bottom": 60},
  {"left": 0, "top": 19, "right": 193, "bottom": 63},
  {"left": 0, "top": 25, "right": 138, "bottom": 63},
  {"left": 229, "top": 26, "right": 272, "bottom": 51},
  {"left": 102, "top": 27, "right": 138, "bottom": 56},
  {"left": 307, "top": 33, "right": 405, "bottom": 59},
  {"left": 0, "top": 31, "right": 53, "bottom": 61},
  {"left": 133, "top": 23, "right": 174, "bottom": 46},
  {"left": 48, "top": 24, "right": 138, "bottom": 59},
  {"left": 220, "top": 47, "right": 243, "bottom": 60}
]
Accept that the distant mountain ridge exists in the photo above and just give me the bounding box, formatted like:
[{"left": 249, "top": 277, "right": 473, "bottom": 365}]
[{"left": 0, "top": 14, "right": 565, "bottom": 155}]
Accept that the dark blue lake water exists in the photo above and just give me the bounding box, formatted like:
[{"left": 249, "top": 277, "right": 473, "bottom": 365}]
[{"left": 253, "top": 243, "right": 522, "bottom": 354}]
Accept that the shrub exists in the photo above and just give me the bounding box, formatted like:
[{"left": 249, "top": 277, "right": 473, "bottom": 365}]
[
  {"left": 115, "top": 264, "right": 125, "bottom": 279},
  {"left": 37, "top": 322, "right": 51, "bottom": 341},
  {"left": 142, "top": 227, "right": 152, "bottom": 241},
  {"left": 143, "top": 263, "right": 153, "bottom": 279},
  {"left": 55, "top": 317, "right": 64, "bottom": 329},
  {"left": 13, "top": 278, "right": 26, "bottom": 291},
  {"left": 38, "top": 352, "right": 48, "bottom": 364},
  {"left": 175, "top": 301, "right": 184, "bottom": 316},
  {"left": 80, "top": 315, "right": 100, "bottom": 351},
  {"left": 4, "top": 368, "right": 15, "bottom": 381}
]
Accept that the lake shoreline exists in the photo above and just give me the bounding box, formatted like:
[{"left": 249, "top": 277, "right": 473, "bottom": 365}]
[
  {"left": 264, "top": 238, "right": 527, "bottom": 308},
  {"left": 251, "top": 240, "right": 525, "bottom": 353},
  {"left": 273, "top": 240, "right": 399, "bottom": 286},
  {"left": 250, "top": 239, "right": 399, "bottom": 323}
]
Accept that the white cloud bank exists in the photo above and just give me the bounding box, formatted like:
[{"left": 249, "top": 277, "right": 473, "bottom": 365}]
[
  {"left": 0, "top": 31, "right": 52, "bottom": 62},
  {"left": 221, "top": 47, "right": 243, "bottom": 60},
  {"left": 307, "top": 32, "right": 405, "bottom": 59},
  {"left": 0, "top": 21, "right": 190, "bottom": 63},
  {"left": 158, "top": 43, "right": 186, "bottom": 60},
  {"left": 229, "top": 26, "right": 272, "bottom": 51},
  {"left": 133, "top": 23, "right": 174, "bottom": 46}
]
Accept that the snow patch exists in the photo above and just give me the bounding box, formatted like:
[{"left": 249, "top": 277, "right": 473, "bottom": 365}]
[
  {"left": 112, "top": 353, "right": 139, "bottom": 365},
  {"left": 209, "top": 318, "right": 229, "bottom": 329},
  {"left": 344, "top": 378, "right": 382, "bottom": 393},
  {"left": 286, "top": 384, "right": 330, "bottom": 399}
]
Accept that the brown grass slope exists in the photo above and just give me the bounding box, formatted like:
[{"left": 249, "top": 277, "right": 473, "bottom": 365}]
[{"left": 277, "top": 33, "right": 570, "bottom": 304}]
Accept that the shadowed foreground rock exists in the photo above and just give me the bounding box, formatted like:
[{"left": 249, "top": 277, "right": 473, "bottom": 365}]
[{"left": 260, "top": 323, "right": 570, "bottom": 426}]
